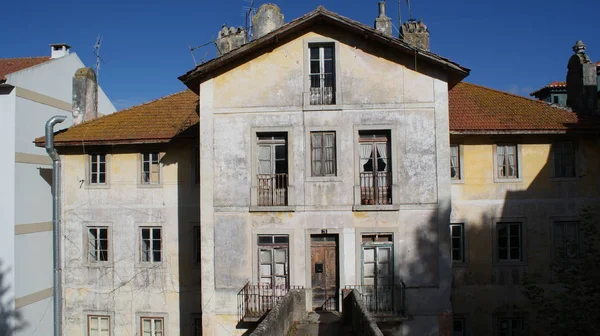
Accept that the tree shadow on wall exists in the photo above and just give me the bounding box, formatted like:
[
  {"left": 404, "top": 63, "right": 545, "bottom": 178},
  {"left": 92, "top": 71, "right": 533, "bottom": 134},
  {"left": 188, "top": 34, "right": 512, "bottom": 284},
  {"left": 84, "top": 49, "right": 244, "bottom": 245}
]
[{"left": 0, "top": 261, "right": 27, "bottom": 335}]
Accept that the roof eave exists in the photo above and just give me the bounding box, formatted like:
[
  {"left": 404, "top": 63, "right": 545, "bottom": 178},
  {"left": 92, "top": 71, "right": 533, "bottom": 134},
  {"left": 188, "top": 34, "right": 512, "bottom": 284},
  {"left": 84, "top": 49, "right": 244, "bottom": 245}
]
[{"left": 449, "top": 129, "right": 596, "bottom": 135}]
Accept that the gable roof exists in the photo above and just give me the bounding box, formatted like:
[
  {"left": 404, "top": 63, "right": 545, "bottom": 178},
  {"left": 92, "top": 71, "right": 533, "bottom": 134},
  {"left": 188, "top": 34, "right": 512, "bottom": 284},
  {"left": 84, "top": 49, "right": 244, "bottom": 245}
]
[
  {"left": 530, "top": 81, "right": 567, "bottom": 97},
  {"left": 179, "top": 6, "right": 470, "bottom": 92},
  {"left": 34, "top": 90, "right": 198, "bottom": 147},
  {"left": 0, "top": 56, "right": 51, "bottom": 81},
  {"left": 449, "top": 82, "right": 600, "bottom": 134}
]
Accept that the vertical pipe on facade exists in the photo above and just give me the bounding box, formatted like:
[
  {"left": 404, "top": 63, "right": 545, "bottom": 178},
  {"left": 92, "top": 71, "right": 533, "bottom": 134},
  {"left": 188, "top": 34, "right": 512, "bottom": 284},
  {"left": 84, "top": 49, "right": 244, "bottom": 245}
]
[{"left": 45, "top": 115, "right": 67, "bottom": 336}]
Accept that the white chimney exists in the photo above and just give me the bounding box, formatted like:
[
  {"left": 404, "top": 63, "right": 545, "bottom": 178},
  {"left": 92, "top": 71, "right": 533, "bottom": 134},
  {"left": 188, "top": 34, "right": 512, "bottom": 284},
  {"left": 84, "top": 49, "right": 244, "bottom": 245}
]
[{"left": 50, "top": 43, "right": 71, "bottom": 59}]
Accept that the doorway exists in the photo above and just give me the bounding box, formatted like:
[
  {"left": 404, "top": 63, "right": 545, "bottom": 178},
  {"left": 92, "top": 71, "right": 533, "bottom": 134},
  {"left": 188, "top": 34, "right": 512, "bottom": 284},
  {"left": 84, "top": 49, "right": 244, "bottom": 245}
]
[{"left": 310, "top": 234, "right": 339, "bottom": 311}]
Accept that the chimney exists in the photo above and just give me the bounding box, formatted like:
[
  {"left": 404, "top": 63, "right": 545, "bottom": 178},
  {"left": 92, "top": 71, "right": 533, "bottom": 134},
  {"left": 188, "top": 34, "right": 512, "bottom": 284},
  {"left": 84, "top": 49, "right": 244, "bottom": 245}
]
[
  {"left": 566, "top": 40, "right": 598, "bottom": 114},
  {"left": 374, "top": 1, "right": 392, "bottom": 36},
  {"left": 72, "top": 68, "right": 98, "bottom": 125},
  {"left": 50, "top": 43, "right": 71, "bottom": 59},
  {"left": 252, "top": 4, "right": 284, "bottom": 40},
  {"left": 400, "top": 19, "right": 430, "bottom": 51},
  {"left": 216, "top": 25, "right": 247, "bottom": 56}
]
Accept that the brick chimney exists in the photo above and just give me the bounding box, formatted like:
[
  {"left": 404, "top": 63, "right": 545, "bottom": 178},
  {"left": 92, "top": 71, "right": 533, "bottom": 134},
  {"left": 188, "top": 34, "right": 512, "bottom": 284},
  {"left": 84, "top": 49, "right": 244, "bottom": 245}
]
[
  {"left": 566, "top": 40, "right": 598, "bottom": 114},
  {"left": 400, "top": 19, "right": 430, "bottom": 51},
  {"left": 374, "top": 2, "right": 392, "bottom": 36},
  {"left": 72, "top": 68, "right": 98, "bottom": 125},
  {"left": 216, "top": 25, "right": 247, "bottom": 56},
  {"left": 50, "top": 43, "right": 71, "bottom": 59},
  {"left": 252, "top": 4, "right": 284, "bottom": 39}
]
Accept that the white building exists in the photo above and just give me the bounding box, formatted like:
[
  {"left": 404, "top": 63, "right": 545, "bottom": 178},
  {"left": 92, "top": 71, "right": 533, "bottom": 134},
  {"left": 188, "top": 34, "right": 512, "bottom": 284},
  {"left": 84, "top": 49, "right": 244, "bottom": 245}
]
[{"left": 0, "top": 43, "right": 115, "bottom": 335}]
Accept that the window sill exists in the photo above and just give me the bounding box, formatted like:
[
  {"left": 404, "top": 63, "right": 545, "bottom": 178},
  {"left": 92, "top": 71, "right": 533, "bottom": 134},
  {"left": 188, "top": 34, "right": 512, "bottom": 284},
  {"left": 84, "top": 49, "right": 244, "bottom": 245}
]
[
  {"left": 86, "top": 184, "right": 110, "bottom": 189},
  {"left": 306, "top": 176, "right": 343, "bottom": 182},
  {"left": 86, "top": 262, "right": 112, "bottom": 268},
  {"left": 451, "top": 179, "right": 464, "bottom": 184},
  {"left": 249, "top": 206, "right": 296, "bottom": 212},
  {"left": 550, "top": 176, "right": 579, "bottom": 182},
  {"left": 452, "top": 262, "right": 468, "bottom": 268},
  {"left": 137, "top": 183, "right": 163, "bottom": 189},
  {"left": 352, "top": 204, "right": 400, "bottom": 212},
  {"left": 302, "top": 105, "right": 342, "bottom": 112},
  {"left": 493, "top": 178, "right": 523, "bottom": 183},
  {"left": 493, "top": 261, "right": 527, "bottom": 267}
]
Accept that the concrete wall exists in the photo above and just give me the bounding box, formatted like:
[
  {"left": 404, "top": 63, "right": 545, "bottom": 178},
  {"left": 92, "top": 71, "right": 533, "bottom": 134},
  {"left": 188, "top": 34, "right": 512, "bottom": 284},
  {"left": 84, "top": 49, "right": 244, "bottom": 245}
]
[
  {"left": 249, "top": 289, "right": 307, "bottom": 336},
  {"left": 59, "top": 144, "right": 200, "bottom": 335},
  {"left": 450, "top": 135, "right": 600, "bottom": 335},
  {"left": 199, "top": 26, "right": 453, "bottom": 335}
]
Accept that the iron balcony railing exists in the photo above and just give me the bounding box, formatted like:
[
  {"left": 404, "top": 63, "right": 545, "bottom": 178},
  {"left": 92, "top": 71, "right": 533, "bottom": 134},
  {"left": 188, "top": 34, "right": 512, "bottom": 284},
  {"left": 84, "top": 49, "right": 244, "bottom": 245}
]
[
  {"left": 359, "top": 172, "right": 392, "bottom": 205},
  {"left": 345, "top": 282, "right": 406, "bottom": 317},
  {"left": 257, "top": 173, "right": 288, "bottom": 206},
  {"left": 237, "top": 283, "right": 303, "bottom": 322}
]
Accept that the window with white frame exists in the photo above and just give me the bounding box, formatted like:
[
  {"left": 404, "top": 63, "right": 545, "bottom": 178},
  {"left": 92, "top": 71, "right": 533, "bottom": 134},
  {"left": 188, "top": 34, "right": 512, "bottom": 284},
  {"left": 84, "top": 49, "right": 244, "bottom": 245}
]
[
  {"left": 554, "top": 221, "right": 579, "bottom": 259},
  {"left": 88, "top": 315, "right": 110, "bottom": 336},
  {"left": 140, "top": 227, "right": 162, "bottom": 262},
  {"left": 361, "top": 234, "right": 393, "bottom": 286},
  {"left": 497, "top": 222, "right": 522, "bottom": 262},
  {"left": 257, "top": 133, "right": 288, "bottom": 206},
  {"left": 141, "top": 317, "right": 163, "bottom": 336},
  {"left": 450, "top": 224, "right": 465, "bottom": 263},
  {"left": 311, "top": 131, "right": 336, "bottom": 176},
  {"left": 553, "top": 141, "right": 575, "bottom": 178},
  {"left": 141, "top": 152, "right": 160, "bottom": 184},
  {"left": 450, "top": 144, "right": 461, "bottom": 180},
  {"left": 193, "top": 226, "right": 201, "bottom": 264},
  {"left": 359, "top": 130, "right": 392, "bottom": 205},
  {"left": 496, "top": 144, "right": 519, "bottom": 179},
  {"left": 453, "top": 317, "right": 465, "bottom": 336},
  {"left": 257, "top": 235, "right": 289, "bottom": 287},
  {"left": 87, "top": 227, "right": 109, "bottom": 262},
  {"left": 496, "top": 317, "right": 525, "bottom": 336},
  {"left": 309, "top": 44, "right": 336, "bottom": 105},
  {"left": 89, "top": 153, "right": 107, "bottom": 184}
]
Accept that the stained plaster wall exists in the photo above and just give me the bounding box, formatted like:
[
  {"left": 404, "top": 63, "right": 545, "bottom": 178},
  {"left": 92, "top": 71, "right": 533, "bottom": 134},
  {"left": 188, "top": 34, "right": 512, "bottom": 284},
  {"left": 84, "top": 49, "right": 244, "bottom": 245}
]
[
  {"left": 59, "top": 144, "right": 200, "bottom": 336},
  {"left": 450, "top": 135, "right": 600, "bottom": 335},
  {"left": 199, "top": 27, "right": 454, "bottom": 335}
]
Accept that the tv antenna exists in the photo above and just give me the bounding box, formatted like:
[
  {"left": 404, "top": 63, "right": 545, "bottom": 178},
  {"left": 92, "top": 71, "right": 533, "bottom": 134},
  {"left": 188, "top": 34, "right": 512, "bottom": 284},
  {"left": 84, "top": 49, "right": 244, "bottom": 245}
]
[
  {"left": 242, "top": 0, "right": 256, "bottom": 41},
  {"left": 93, "top": 35, "right": 105, "bottom": 83},
  {"left": 188, "top": 40, "right": 215, "bottom": 66}
]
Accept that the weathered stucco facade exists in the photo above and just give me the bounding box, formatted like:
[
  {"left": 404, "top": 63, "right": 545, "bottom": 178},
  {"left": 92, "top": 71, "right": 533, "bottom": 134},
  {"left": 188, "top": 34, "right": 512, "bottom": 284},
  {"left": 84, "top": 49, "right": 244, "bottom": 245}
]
[
  {"left": 196, "top": 25, "right": 463, "bottom": 335},
  {"left": 59, "top": 144, "right": 201, "bottom": 335}
]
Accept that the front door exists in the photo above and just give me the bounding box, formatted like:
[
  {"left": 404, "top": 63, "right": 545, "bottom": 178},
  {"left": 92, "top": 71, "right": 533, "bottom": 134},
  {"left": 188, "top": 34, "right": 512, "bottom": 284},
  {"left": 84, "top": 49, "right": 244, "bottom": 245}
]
[{"left": 311, "top": 234, "right": 338, "bottom": 310}]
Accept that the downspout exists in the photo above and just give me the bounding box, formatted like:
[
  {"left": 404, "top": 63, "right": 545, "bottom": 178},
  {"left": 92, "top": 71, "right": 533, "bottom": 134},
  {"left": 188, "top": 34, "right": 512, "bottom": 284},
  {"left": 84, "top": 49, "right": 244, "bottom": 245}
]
[{"left": 45, "top": 115, "right": 66, "bottom": 336}]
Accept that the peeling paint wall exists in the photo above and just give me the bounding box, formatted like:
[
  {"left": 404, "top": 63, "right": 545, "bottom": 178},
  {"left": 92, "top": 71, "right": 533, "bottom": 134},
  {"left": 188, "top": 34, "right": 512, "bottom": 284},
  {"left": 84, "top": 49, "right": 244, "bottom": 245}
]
[
  {"left": 60, "top": 144, "right": 200, "bottom": 335},
  {"left": 199, "top": 26, "right": 453, "bottom": 335}
]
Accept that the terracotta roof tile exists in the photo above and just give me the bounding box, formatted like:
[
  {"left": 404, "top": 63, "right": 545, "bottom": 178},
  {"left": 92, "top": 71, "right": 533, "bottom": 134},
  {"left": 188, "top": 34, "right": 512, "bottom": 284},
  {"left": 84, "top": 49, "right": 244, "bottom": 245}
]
[
  {"left": 0, "top": 57, "right": 50, "bottom": 81},
  {"left": 35, "top": 90, "right": 198, "bottom": 146},
  {"left": 449, "top": 82, "right": 600, "bottom": 133},
  {"left": 530, "top": 81, "right": 567, "bottom": 96}
]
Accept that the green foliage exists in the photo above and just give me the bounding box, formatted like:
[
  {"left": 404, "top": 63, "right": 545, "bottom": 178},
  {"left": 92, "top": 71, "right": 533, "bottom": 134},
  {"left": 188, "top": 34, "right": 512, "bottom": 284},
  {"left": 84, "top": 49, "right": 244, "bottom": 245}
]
[{"left": 524, "top": 207, "right": 600, "bottom": 335}]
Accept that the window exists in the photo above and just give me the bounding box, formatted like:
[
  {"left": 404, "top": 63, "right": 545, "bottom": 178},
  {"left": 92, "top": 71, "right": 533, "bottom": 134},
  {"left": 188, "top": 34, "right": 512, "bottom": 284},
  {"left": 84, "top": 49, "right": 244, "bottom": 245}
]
[
  {"left": 309, "top": 44, "right": 335, "bottom": 105},
  {"left": 88, "top": 315, "right": 110, "bottom": 336},
  {"left": 361, "top": 234, "right": 393, "bottom": 286},
  {"left": 257, "top": 235, "right": 289, "bottom": 287},
  {"left": 496, "top": 317, "right": 525, "bottom": 336},
  {"left": 141, "top": 152, "right": 160, "bottom": 185},
  {"left": 453, "top": 317, "right": 465, "bottom": 336},
  {"left": 553, "top": 142, "right": 575, "bottom": 178},
  {"left": 553, "top": 96, "right": 559, "bottom": 104},
  {"left": 554, "top": 221, "right": 578, "bottom": 258},
  {"left": 496, "top": 144, "right": 519, "bottom": 179},
  {"left": 193, "top": 226, "right": 201, "bottom": 264},
  {"left": 141, "top": 228, "right": 162, "bottom": 262},
  {"left": 497, "top": 222, "right": 522, "bottom": 262},
  {"left": 192, "top": 316, "right": 202, "bottom": 336},
  {"left": 359, "top": 131, "right": 392, "bottom": 205},
  {"left": 257, "top": 133, "right": 288, "bottom": 206},
  {"left": 141, "top": 317, "right": 163, "bottom": 336},
  {"left": 311, "top": 131, "right": 336, "bottom": 176},
  {"left": 450, "top": 224, "right": 465, "bottom": 263},
  {"left": 87, "top": 227, "right": 109, "bottom": 262},
  {"left": 193, "top": 147, "right": 200, "bottom": 184},
  {"left": 89, "top": 153, "right": 107, "bottom": 184},
  {"left": 450, "top": 145, "right": 461, "bottom": 180}
]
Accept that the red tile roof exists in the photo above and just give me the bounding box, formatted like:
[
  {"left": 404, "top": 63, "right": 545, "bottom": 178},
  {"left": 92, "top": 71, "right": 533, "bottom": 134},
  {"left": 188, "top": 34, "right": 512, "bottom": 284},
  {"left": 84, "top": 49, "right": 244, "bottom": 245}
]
[
  {"left": 34, "top": 90, "right": 198, "bottom": 146},
  {"left": 0, "top": 57, "right": 50, "bottom": 81},
  {"left": 449, "top": 82, "right": 600, "bottom": 133},
  {"left": 529, "top": 81, "right": 566, "bottom": 96}
]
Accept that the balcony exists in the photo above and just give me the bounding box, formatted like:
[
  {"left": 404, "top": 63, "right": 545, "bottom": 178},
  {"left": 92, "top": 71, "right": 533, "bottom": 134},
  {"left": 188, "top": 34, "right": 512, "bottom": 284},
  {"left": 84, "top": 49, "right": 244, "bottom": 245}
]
[
  {"left": 237, "top": 283, "right": 302, "bottom": 322},
  {"left": 344, "top": 282, "right": 406, "bottom": 320},
  {"left": 257, "top": 174, "right": 288, "bottom": 206},
  {"left": 359, "top": 172, "right": 392, "bottom": 205}
]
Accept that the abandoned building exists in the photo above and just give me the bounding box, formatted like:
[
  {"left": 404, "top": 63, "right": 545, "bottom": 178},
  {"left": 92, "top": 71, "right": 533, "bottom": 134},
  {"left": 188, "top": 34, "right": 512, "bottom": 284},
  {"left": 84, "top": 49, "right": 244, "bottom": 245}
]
[{"left": 34, "top": 3, "right": 600, "bottom": 336}]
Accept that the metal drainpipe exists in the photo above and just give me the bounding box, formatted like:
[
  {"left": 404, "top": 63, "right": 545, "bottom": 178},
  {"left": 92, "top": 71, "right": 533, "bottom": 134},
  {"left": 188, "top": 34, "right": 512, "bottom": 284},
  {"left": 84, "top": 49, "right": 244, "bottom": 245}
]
[{"left": 45, "top": 115, "right": 67, "bottom": 336}]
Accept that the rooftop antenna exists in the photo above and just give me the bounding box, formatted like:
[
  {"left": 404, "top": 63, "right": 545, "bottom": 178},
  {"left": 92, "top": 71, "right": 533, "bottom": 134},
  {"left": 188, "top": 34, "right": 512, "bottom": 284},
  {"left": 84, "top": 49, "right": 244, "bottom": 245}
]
[
  {"left": 397, "top": 0, "right": 402, "bottom": 33},
  {"left": 188, "top": 40, "right": 216, "bottom": 66},
  {"left": 93, "top": 35, "right": 104, "bottom": 83},
  {"left": 406, "top": 0, "right": 413, "bottom": 20},
  {"left": 242, "top": 0, "right": 256, "bottom": 41}
]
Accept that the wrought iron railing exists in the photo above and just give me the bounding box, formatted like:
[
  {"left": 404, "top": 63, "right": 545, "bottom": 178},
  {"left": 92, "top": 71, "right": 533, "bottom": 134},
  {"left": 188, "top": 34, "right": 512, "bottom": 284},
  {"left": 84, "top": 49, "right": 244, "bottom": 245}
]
[
  {"left": 360, "top": 172, "right": 392, "bottom": 205},
  {"left": 237, "top": 283, "right": 302, "bottom": 322},
  {"left": 257, "top": 174, "right": 288, "bottom": 206},
  {"left": 345, "top": 282, "right": 406, "bottom": 316}
]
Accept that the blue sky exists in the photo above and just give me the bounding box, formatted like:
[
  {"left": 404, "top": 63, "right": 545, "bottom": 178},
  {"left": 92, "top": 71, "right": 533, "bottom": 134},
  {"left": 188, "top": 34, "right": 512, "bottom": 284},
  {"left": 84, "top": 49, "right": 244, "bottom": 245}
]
[{"left": 2, "top": 0, "right": 598, "bottom": 110}]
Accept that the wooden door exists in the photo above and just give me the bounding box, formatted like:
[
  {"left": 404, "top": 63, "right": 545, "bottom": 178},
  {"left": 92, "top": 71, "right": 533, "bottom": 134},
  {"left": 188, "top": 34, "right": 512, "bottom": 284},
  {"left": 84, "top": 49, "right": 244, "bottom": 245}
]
[{"left": 311, "top": 235, "right": 338, "bottom": 310}]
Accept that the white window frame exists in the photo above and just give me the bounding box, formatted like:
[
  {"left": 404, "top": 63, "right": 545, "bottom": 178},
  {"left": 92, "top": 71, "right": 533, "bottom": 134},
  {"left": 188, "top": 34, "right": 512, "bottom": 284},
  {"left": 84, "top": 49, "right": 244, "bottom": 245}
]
[
  {"left": 140, "top": 227, "right": 162, "bottom": 263},
  {"left": 450, "top": 223, "right": 466, "bottom": 264},
  {"left": 494, "top": 315, "right": 526, "bottom": 336},
  {"left": 551, "top": 141, "right": 577, "bottom": 179},
  {"left": 87, "top": 226, "right": 110, "bottom": 263},
  {"left": 495, "top": 221, "right": 524, "bottom": 263},
  {"left": 302, "top": 38, "right": 342, "bottom": 108},
  {"left": 140, "top": 317, "right": 164, "bottom": 336},
  {"left": 494, "top": 144, "right": 522, "bottom": 182},
  {"left": 88, "top": 315, "right": 110, "bottom": 336},
  {"left": 89, "top": 153, "right": 107, "bottom": 185},
  {"left": 310, "top": 131, "right": 337, "bottom": 177},
  {"left": 450, "top": 144, "right": 464, "bottom": 183},
  {"left": 360, "top": 233, "right": 394, "bottom": 286},
  {"left": 140, "top": 152, "right": 162, "bottom": 186},
  {"left": 257, "top": 234, "right": 289, "bottom": 287}
]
